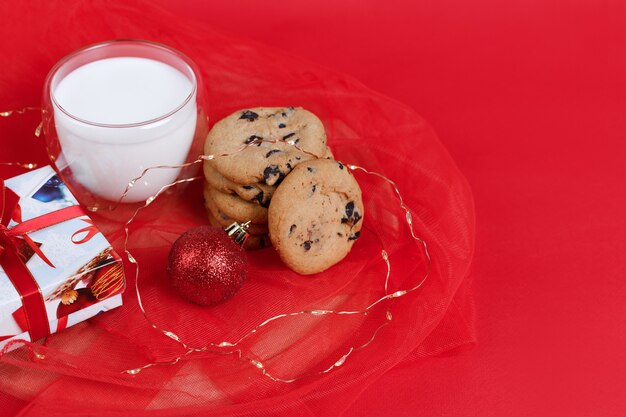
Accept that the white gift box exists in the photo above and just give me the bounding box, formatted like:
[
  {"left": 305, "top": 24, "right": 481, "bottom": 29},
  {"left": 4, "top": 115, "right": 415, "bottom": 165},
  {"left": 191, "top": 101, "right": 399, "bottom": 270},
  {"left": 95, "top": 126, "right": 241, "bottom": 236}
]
[{"left": 0, "top": 166, "right": 125, "bottom": 352}]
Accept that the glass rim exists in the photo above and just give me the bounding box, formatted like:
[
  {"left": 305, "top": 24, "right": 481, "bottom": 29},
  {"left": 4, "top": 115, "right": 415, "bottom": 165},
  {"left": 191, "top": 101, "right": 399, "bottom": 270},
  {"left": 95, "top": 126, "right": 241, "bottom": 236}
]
[{"left": 46, "top": 39, "right": 198, "bottom": 129}]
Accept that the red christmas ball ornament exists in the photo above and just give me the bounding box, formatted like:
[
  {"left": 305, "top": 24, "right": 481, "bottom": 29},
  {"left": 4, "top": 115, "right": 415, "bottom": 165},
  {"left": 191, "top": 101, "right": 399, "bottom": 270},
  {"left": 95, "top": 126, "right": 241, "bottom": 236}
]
[{"left": 167, "top": 225, "right": 248, "bottom": 306}]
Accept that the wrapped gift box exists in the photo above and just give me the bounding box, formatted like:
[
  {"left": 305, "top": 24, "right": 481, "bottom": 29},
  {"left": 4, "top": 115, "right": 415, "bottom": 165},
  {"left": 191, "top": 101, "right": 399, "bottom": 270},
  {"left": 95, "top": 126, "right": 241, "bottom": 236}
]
[{"left": 0, "top": 166, "right": 125, "bottom": 352}]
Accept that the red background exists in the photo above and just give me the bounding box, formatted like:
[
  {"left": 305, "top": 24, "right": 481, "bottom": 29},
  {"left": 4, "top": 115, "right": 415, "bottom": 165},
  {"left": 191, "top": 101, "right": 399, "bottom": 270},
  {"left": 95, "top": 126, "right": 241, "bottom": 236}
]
[
  {"left": 149, "top": 0, "right": 626, "bottom": 415},
  {"left": 2, "top": 0, "right": 626, "bottom": 415}
]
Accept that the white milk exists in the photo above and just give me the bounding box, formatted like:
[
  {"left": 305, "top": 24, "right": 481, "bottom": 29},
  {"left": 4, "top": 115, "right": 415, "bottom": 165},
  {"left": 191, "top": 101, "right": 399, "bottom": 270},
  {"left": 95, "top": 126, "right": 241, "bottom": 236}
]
[{"left": 53, "top": 57, "right": 197, "bottom": 202}]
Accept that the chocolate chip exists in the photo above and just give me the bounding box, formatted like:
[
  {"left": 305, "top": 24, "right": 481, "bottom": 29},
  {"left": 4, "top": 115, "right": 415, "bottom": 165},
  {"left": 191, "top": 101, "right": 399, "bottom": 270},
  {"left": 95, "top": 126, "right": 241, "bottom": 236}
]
[
  {"left": 286, "top": 163, "right": 293, "bottom": 170},
  {"left": 242, "top": 185, "right": 254, "bottom": 190},
  {"left": 289, "top": 224, "right": 297, "bottom": 236},
  {"left": 337, "top": 232, "right": 343, "bottom": 237},
  {"left": 348, "top": 231, "right": 361, "bottom": 241},
  {"left": 283, "top": 132, "right": 295, "bottom": 140},
  {"left": 278, "top": 123, "right": 286, "bottom": 128},
  {"left": 281, "top": 112, "right": 287, "bottom": 117},
  {"left": 256, "top": 191, "right": 271, "bottom": 207},
  {"left": 311, "top": 185, "right": 316, "bottom": 193},
  {"left": 338, "top": 162, "right": 344, "bottom": 170},
  {"left": 265, "top": 149, "right": 281, "bottom": 158},
  {"left": 240, "top": 110, "right": 258, "bottom": 121},
  {"left": 295, "top": 156, "right": 302, "bottom": 161},
  {"left": 303, "top": 240, "right": 312, "bottom": 251},
  {"left": 307, "top": 167, "right": 314, "bottom": 173},
  {"left": 263, "top": 165, "right": 285, "bottom": 186},
  {"left": 245, "top": 135, "right": 263, "bottom": 145},
  {"left": 353, "top": 211, "right": 362, "bottom": 224},
  {"left": 341, "top": 217, "right": 349, "bottom": 224},
  {"left": 345, "top": 202, "right": 354, "bottom": 218},
  {"left": 294, "top": 139, "right": 300, "bottom": 145}
]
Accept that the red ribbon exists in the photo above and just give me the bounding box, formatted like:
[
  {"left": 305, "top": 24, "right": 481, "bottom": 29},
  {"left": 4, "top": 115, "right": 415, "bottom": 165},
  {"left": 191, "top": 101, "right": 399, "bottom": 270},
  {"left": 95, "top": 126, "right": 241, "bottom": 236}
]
[
  {"left": 71, "top": 218, "right": 99, "bottom": 244},
  {"left": 0, "top": 178, "right": 85, "bottom": 342}
]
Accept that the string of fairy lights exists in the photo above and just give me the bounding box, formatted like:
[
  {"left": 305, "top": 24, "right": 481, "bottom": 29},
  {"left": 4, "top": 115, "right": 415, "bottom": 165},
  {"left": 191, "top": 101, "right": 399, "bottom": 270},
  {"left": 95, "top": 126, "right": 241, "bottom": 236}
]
[{"left": 1, "top": 108, "right": 431, "bottom": 383}]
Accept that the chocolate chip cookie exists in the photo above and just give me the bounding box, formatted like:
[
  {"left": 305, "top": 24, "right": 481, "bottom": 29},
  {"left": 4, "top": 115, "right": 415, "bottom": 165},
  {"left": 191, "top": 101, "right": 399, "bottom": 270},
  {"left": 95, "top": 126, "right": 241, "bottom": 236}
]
[
  {"left": 268, "top": 159, "right": 364, "bottom": 275},
  {"left": 204, "top": 107, "right": 328, "bottom": 186},
  {"left": 204, "top": 183, "right": 269, "bottom": 235},
  {"left": 203, "top": 146, "right": 334, "bottom": 207},
  {"left": 203, "top": 160, "right": 275, "bottom": 207},
  {"left": 204, "top": 183, "right": 268, "bottom": 225}
]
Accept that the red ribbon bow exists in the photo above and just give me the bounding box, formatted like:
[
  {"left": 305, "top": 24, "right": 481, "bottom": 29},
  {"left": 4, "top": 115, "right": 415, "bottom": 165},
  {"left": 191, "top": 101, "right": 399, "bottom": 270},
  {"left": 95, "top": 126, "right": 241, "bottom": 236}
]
[
  {"left": 0, "top": 177, "right": 85, "bottom": 342},
  {"left": 71, "top": 218, "right": 99, "bottom": 245},
  {"left": 1, "top": 190, "right": 54, "bottom": 268}
]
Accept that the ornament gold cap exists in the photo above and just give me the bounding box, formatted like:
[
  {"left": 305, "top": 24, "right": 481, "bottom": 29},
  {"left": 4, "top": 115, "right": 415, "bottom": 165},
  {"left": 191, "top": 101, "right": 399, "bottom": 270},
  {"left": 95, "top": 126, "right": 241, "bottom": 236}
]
[{"left": 225, "top": 221, "right": 250, "bottom": 247}]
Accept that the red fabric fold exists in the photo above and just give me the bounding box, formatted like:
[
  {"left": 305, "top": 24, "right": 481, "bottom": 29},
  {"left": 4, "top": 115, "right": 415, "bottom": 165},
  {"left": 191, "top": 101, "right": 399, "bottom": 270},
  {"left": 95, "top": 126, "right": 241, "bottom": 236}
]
[{"left": 0, "top": 1, "right": 475, "bottom": 416}]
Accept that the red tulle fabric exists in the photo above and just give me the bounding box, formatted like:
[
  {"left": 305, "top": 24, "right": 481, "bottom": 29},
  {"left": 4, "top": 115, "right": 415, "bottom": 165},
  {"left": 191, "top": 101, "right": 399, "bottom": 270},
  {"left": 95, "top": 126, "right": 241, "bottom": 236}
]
[{"left": 0, "top": 1, "right": 475, "bottom": 416}]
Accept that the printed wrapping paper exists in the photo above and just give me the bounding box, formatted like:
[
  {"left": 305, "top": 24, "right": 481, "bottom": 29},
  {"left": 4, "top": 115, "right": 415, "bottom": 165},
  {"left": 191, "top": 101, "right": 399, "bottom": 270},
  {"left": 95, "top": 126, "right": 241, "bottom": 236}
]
[{"left": 0, "top": 165, "right": 125, "bottom": 351}]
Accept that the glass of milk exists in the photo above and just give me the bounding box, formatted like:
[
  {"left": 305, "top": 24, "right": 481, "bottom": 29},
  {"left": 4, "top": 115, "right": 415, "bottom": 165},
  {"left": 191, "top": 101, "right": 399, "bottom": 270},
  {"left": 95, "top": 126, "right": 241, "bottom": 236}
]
[{"left": 42, "top": 40, "right": 207, "bottom": 209}]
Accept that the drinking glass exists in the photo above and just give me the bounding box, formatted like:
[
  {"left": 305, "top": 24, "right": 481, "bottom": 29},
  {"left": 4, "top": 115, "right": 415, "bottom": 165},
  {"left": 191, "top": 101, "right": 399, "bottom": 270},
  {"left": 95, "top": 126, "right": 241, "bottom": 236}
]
[{"left": 42, "top": 39, "right": 208, "bottom": 210}]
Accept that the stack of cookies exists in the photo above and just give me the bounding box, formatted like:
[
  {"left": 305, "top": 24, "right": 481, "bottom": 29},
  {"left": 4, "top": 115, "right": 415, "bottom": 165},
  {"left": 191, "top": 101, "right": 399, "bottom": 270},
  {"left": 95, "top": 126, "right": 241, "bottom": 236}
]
[
  {"left": 203, "top": 106, "right": 364, "bottom": 274},
  {"left": 203, "top": 107, "right": 330, "bottom": 250}
]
